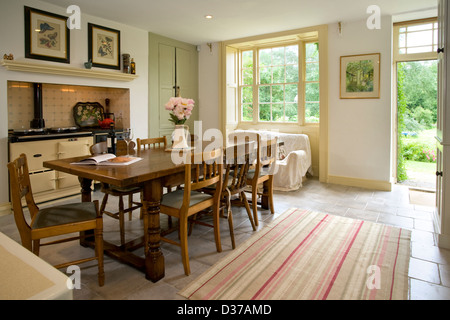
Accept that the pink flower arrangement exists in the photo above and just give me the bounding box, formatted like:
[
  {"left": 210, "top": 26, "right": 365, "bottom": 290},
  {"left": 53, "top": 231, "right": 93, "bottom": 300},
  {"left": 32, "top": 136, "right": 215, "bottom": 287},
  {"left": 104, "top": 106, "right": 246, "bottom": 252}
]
[
  {"left": 165, "top": 97, "right": 195, "bottom": 125},
  {"left": 423, "top": 149, "right": 436, "bottom": 162}
]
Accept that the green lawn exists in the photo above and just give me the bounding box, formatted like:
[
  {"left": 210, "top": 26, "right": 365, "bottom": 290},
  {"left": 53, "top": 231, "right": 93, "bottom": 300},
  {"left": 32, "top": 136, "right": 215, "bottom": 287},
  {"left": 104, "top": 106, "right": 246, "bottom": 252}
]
[{"left": 405, "top": 160, "right": 436, "bottom": 174}]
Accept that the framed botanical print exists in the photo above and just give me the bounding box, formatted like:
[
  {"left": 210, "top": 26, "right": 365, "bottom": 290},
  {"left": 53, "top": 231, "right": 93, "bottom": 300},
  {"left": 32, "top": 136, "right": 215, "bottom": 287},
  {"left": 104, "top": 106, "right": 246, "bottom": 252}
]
[
  {"left": 340, "top": 53, "right": 380, "bottom": 99},
  {"left": 88, "top": 23, "right": 121, "bottom": 70},
  {"left": 24, "top": 6, "right": 70, "bottom": 63}
]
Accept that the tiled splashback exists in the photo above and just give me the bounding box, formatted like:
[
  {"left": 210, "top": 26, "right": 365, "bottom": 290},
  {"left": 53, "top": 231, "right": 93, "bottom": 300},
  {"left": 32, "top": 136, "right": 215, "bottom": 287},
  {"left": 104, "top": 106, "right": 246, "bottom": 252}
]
[{"left": 8, "top": 81, "right": 130, "bottom": 130}]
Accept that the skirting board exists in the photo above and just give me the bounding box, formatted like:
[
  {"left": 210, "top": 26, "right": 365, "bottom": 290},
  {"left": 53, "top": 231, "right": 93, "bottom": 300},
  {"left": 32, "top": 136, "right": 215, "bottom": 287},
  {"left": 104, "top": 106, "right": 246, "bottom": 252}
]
[
  {"left": 0, "top": 202, "right": 11, "bottom": 217},
  {"left": 328, "top": 175, "right": 392, "bottom": 191}
]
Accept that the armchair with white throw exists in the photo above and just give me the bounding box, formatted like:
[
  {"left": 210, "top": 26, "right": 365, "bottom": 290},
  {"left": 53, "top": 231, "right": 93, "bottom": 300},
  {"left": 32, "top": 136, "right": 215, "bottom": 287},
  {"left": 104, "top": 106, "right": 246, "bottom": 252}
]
[{"left": 230, "top": 130, "right": 312, "bottom": 191}]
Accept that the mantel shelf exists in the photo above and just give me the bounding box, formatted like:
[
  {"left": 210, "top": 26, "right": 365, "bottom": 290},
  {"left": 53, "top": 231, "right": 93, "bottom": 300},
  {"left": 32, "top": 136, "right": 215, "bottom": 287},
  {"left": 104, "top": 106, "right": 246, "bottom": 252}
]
[{"left": 1, "top": 59, "right": 138, "bottom": 82}]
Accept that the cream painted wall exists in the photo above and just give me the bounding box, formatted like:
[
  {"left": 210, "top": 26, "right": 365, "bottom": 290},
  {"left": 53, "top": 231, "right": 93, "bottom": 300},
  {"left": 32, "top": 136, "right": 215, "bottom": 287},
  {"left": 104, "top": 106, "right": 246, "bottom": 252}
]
[
  {"left": 0, "top": 0, "right": 149, "bottom": 208},
  {"left": 199, "top": 17, "right": 394, "bottom": 189},
  {"left": 198, "top": 43, "right": 221, "bottom": 133},
  {"left": 327, "top": 16, "right": 393, "bottom": 187}
]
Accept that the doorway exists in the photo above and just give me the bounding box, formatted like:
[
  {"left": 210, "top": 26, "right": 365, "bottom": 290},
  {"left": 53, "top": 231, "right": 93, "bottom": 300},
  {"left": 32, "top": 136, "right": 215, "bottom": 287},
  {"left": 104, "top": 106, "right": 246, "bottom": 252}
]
[{"left": 396, "top": 59, "right": 437, "bottom": 193}]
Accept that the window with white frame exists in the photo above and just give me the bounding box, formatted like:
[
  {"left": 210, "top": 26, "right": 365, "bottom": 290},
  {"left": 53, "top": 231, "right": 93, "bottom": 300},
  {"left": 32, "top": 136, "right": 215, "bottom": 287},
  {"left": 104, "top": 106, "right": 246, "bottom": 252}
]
[
  {"left": 394, "top": 18, "right": 438, "bottom": 59},
  {"left": 239, "top": 41, "right": 319, "bottom": 124}
]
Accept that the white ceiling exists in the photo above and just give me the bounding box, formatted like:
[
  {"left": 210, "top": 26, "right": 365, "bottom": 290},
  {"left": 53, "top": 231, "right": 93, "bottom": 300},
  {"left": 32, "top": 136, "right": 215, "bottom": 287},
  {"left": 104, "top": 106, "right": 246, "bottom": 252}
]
[{"left": 41, "top": 0, "right": 438, "bottom": 45}]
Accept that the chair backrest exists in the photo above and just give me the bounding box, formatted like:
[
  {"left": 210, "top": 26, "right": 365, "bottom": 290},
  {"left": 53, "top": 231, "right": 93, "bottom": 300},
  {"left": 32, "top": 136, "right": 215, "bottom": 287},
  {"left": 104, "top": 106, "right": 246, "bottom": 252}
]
[
  {"left": 137, "top": 137, "right": 167, "bottom": 150},
  {"left": 90, "top": 141, "right": 108, "bottom": 155},
  {"left": 223, "top": 142, "right": 254, "bottom": 194},
  {"left": 7, "top": 154, "right": 39, "bottom": 243},
  {"left": 227, "top": 131, "right": 278, "bottom": 178},
  {"left": 183, "top": 148, "right": 223, "bottom": 207}
]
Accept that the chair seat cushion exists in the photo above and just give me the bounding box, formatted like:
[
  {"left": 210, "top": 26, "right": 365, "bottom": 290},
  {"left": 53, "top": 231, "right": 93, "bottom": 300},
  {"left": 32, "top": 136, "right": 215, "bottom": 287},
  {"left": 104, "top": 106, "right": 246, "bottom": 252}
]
[
  {"left": 246, "top": 168, "right": 271, "bottom": 179},
  {"left": 161, "top": 190, "right": 213, "bottom": 209},
  {"left": 32, "top": 202, "right": 97, "bottom": 229}
]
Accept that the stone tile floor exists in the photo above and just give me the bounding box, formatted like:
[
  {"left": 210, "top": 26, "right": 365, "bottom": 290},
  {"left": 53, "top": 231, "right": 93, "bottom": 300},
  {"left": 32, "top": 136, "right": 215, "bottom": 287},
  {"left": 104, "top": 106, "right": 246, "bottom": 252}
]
[{"left": 1, "top": 177, "right": 449, "bottom": 300}]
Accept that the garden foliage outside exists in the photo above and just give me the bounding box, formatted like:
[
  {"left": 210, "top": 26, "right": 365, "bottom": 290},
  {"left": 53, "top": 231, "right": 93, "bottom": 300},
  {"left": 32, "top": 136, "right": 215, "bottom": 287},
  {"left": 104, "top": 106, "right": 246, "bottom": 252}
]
[{"left": 397, "top": 60, "right": 437, "bottom": 183}]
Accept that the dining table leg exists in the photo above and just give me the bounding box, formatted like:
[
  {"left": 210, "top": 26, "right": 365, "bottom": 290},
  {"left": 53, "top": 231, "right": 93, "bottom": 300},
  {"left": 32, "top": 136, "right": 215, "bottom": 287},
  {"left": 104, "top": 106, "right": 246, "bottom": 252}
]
[{"left": 143, "top": 180, "right": 165, "bottom": 282}]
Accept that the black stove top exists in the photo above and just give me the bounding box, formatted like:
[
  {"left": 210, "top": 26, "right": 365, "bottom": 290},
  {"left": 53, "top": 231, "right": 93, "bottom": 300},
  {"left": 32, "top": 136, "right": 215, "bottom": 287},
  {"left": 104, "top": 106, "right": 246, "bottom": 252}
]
[{"left": 9, "top": 127, "right": 93, "bottom": 143}]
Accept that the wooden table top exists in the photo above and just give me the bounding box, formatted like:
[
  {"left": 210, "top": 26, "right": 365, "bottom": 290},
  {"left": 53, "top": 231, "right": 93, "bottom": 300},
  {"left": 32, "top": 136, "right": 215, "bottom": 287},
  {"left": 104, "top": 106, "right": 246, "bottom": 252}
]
[{"left": 43, "top": 148, "right": 186, "bottom": 188}]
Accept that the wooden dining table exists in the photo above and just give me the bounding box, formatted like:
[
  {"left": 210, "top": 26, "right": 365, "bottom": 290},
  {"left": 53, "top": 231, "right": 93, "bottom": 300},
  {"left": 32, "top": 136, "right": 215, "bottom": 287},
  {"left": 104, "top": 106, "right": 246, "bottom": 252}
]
[
  {"left": 43, "top": 146, "right": 192, "bottom": 282},
  {"left": 43, "top": 141, "right": 272, "bottom": 282}
]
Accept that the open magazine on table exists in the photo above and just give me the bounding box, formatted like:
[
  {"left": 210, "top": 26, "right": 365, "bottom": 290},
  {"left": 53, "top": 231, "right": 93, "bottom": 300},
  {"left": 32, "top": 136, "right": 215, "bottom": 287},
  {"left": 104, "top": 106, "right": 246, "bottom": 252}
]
[{"left": 71, "top": 153, "right": 142, "bottom": 166}]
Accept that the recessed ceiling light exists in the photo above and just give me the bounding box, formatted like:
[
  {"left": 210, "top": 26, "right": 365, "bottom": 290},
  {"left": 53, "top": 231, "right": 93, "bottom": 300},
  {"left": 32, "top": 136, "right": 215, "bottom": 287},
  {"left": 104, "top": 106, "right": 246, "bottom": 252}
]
[{"left": 205, "top": 15, "right": 213, "bottom": 19}]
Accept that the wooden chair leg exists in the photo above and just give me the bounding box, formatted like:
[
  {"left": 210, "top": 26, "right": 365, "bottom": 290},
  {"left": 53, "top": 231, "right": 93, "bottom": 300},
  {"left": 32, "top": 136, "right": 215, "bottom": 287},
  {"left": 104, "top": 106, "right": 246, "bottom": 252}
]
[
  {"left": 119, "top": 195, "right": 125, "bottom": 246},
  {"left": 226, "top": 204, "right": 236, "bottom": 250},
  {"left": 213, "top": 204, "right": 222, "bottom": 253},
  {"left": 268, "top": 178, "right": 275, "bottom": 214},
  {"left": 251, "top": 186, "right": 259, "bottom": 226},
  {"left": 128, "top": 194, "right": 133, "bottom": 221},
  {"left": 100, "top": 193, "right": 108, "bottom": 215},
  {"left": 95, "top": 220, "right": 105, "bottom": 287},
  {"left": 32, "top": 239, "right": 40, "bottom": 255},
  {"left": 241, "top": 191, "right": 256, "bottom": 231},
  {"left": 179, "top": 215, "right": 190, "bottom": 276}
]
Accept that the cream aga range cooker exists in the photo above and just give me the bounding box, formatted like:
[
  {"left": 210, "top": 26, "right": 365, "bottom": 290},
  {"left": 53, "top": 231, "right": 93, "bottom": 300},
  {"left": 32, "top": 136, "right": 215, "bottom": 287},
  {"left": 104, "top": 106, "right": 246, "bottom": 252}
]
[
  {"left": 8, "top": 84, "right": 126, "bottom": 204},
  {"left": 9, "top": 127, "right": 94, "bottom": 204}
]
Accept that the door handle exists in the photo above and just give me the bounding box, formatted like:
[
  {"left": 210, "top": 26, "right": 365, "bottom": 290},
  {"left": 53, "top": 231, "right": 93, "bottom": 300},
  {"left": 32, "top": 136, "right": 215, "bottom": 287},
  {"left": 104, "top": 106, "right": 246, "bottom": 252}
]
[{"left": 436, "top": 171, "right": 443, "bottom": 177}]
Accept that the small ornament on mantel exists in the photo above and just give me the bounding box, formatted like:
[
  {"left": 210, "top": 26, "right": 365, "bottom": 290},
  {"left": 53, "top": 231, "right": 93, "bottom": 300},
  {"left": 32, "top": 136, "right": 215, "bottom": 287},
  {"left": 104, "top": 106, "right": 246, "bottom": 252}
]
[
  {"left": 130, "top": 58, "right": 136, "bottom": 74},
  {"left": 3, "top": 53, "right": 14, "bottom": 60}
]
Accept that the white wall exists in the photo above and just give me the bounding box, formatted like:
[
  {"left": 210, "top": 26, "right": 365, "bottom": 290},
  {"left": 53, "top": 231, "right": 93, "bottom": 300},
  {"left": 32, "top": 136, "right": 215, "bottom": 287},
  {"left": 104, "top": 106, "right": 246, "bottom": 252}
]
[
  {"left": 197, "top": 17, "right": 394, "bottom": 189},
  {"left": 0, "top": 0, "right": 149, "bottom": 207},
  {"left": 327, "top": 16, "right": 393, "bottom": 186},
  {"left": 198, "top": 43, "right": 221, "bottom": 132}
]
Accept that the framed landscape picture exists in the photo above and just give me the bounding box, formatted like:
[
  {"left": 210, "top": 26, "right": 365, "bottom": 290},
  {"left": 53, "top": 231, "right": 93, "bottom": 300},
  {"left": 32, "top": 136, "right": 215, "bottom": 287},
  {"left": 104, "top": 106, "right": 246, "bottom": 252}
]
[
  {"left": 340, "top": 53, "right": 380, "bottom": 99},
  {"left": 24, "top": 6, "right": 70, "bottom": 63},
  {"left": 88, "top": 23, "right": 121, "bottom": 70}
]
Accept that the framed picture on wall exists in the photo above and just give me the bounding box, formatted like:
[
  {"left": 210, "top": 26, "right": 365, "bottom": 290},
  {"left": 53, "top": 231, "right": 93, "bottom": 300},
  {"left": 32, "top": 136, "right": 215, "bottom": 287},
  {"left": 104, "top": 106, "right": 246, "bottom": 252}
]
[
  {"left": 340, "top": 53, "right": 380, "bottom": 99},
  {"left": 24, "top": 6, "right": 70, "bottom": 63},
  {"left": 88, "top": 23, "right": 121, "bottom": 70}
]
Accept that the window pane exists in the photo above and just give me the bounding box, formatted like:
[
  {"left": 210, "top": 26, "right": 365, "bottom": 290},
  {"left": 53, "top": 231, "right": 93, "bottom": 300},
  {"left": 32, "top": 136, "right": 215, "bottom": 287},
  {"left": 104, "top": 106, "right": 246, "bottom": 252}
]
[
  {"left": 407, "top": 46, "right": 433, "bottom": 54},
  {"left": 306, "top": 62, "right": 319, "bottom": 81},
  {"left": 259, "top": 67, "right": 271, "bottom": 84},
  {"left": 286, "top": 45, "right": 298, "bottom": 64},
  {"left": 305, "top": 43, "right": 319, "bottom": 62},
  {"left": 272, "top": 85, "right": 284, "bottom": 103},
  {"left": 242, "top": 87, "right": 253, "bottom": 103},
  {"left": 399, "top": 33, "right": 406, "bottom": 47},
  {"left": 286, "top": 65, "right": 299, "bottom": 83},
  {"left": 285, "top": 103, "right": 298, "bottom": 122},
  {"left": 259, "top": 86, "right": 270, "bottom": 103},
  {"left": 408, "top": 23, "right": 433, "bottom": 32},
  {"left": 242, "top": 51, "right": 253, "bottom": 68},
  {"left": 407, "top": 30, "right": 433, "bottom": 47},
  {"left": 273, "top": 66, "right": 285, "bottom": 83},
  {"left": 305, "top": 83, "right": 320, "bottom": 102},
  {"left": 272, "top": 47, "right": 284, "bottom": 65},
  {"left": 259, "top": 49, "right": 271, "bottom": 67},
  {"left": 285, "top": 84, "right": 298, "bottom": 102},
  {"left": 243, "top": 69, "right": 253, "bottom": 85},
  {"left": 242, "top": 104, "right": 253, "bottom": 121},
  {"left": 259, "top": 104, "right": 270, "bottom": 121},
  {"left": 272, "top": 104, "right": 284, "bottom": 121},
  {"left": 305, "top": 103, "right": 320, "bottom": 123}
]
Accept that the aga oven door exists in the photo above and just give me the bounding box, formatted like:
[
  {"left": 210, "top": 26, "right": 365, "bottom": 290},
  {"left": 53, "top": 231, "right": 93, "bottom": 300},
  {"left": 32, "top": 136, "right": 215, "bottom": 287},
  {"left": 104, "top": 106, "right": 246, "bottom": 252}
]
[{"left": 57, "top": 138, "right": 92, "bottom": 188}]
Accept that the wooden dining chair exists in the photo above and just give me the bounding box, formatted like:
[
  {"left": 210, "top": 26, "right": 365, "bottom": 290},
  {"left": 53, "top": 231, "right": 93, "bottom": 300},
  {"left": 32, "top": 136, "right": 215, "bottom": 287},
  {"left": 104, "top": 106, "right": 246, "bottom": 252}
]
[
  {"left": 247, "top": 134, "right": 278, "bottom": 225},
  {"left": 228, "top": 132, "right": 278, "bottom": 226},
  {"left": 136, "top": 136, "right": 167, "bottom": 150},
  {"left": 90, "top": 142, "right": 143, "bottom": 246},
  {"left": 7, "top": 154, "right": 105, "bottom": 286},
  {"left": 146, "top": 148, "right": 223, "bottom": 275},
  {"left": 196, "top": 142, "right": 256, "bottom": 248}
]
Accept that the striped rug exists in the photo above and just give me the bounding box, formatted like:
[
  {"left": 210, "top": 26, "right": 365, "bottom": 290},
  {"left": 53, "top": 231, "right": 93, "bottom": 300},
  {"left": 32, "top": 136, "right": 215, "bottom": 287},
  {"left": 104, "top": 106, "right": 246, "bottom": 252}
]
[{"left": 179, "top": 208, "right": 411, "bottom": 300}]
